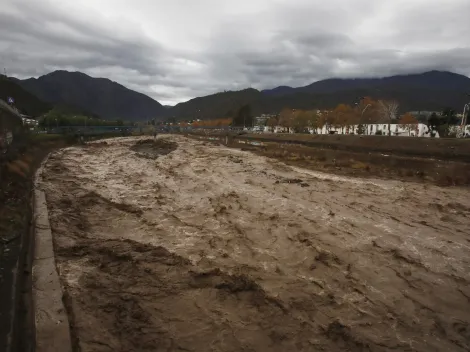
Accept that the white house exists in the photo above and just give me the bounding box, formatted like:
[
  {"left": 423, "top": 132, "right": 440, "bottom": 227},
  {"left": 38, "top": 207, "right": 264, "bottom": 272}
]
[
  {"left": 260, "top": 122, "right": 470, "bottom": 138},
  {"left": 307, "top": 123, "right": 442, "bottom": 138},
  {"left": 272, "top": 126, "right": 294, "bottom": 133}
]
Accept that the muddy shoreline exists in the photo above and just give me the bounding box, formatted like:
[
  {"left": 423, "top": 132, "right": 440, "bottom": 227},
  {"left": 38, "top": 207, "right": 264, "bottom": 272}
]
[{"left": 186, "top": 133, "right": 470, "bottom": 186}]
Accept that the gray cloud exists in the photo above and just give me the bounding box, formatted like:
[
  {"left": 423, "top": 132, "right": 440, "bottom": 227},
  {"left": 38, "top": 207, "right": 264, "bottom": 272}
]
[{"left": 1, "top": 0, "right": 469, "bottom": 105}]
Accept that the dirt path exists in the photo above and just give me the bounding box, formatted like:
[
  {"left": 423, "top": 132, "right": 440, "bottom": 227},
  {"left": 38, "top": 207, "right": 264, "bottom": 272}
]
[{"left": 40, "top": 136, "right": 470, "bottom": 352}]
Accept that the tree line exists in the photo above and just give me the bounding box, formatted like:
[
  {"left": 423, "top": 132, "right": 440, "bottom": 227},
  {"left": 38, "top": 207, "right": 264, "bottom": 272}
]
[
  {"left": 191, "top": 118, "right": 232, "bottom": 127},
  {"left": 38, "top": 108, "right": 134, "bottom": 128},
  {"left": 233, "top": 97, "right": 462, "bottom": 136},
  {"left": 263, "top": 98, "right": 415, "bottom": 135}
]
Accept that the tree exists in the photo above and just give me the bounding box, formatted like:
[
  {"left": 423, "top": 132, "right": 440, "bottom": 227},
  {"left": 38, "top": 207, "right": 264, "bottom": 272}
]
[
  {"left": 332, "top": 104, "right": 355, "bottom": 133},
  {"left": 428, "top": 110, "right": 457, "bottom": 138},
  {"left": 306, "top": 110, "right": 319, "bottom": 131},
  {"left": 356, "top": 124, "right": 365, "bottom": 135},
  {"left": 292, "top": 110, "right": 311, "bottom": 133},
  {"left": 233, "top": 104, "right": 252, "bottom": 127},
  {"left": 399, "top": 113, "right": 418, "bottom": 136},
  {"left": 441, "top": 107, "right": 460, "bottom": 125},
  {"left": 356, "top": 97, "right": 380, "bottom": 128},
  {"left": 317, "top": 111, "right": 330, "bottom": 132},
  {"left": 427, "top": 112, "right": 443, "bottom": 137},
  {"left": 279, "top": 108, "right": 294, "bottom": 130},
  {"left": 221, "top": 118, "right": 233, "bottom": 126},
  {"left": 378, "top": 100, "right": 399, "bottom": 136},
  {"left": 428, "top": 112, "right": 440, "bottom": 127},
  {"left": 267, "top": 116, "right": 278, "bottom": 127}
]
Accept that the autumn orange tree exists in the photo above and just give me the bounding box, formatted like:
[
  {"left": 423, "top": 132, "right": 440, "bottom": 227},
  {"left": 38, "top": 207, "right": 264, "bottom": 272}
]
[
  {"left": 218, "top": 118, "right": 232, "bottom": 126},
  {"left": 358, "top": 97, "right": 380, "bottom": 121},
  {"left": 354, "top": 97, "right": 382, "bottom": 134},
  {"left": 191, "top": 118, "right": 232, "bottom": 128},
  {"left": 399, "top": 113, "right": 418, "bottom": 136}
]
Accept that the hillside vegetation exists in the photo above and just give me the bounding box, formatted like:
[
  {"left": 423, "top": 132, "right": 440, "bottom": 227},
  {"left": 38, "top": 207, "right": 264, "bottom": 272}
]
[
  {"left": 168, "top": 88, "right": 262, "bottom": 120},
  {"left": 7, "top": 70, "right": 470, "bottom": 122},
  {"left": 17, "top": 71, "right": 165, "bottom": 121},
  {"left": 170, "top": 71, "right": 470, "bottom": 120},
  {"left": 0, "top": 75, "right": 51, "bottom": 116}
]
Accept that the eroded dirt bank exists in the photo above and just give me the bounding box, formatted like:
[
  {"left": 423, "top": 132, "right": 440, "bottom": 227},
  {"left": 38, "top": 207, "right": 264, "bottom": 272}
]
[{"left": 41, "top": 136, "right": 470, "bottom": 352}]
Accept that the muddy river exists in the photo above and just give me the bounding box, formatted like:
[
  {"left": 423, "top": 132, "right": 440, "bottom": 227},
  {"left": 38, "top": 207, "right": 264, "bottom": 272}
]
[{"left": 40, "top": 135, "right": 470, "bottom": 351}]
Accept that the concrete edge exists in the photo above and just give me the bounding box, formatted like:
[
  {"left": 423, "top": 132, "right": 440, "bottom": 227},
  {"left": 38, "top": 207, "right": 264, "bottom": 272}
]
[{"left": 32, "top": 153, "right": 73, "bottom": 352}]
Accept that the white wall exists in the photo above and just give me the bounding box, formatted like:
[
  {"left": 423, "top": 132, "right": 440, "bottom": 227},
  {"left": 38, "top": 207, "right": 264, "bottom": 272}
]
[
  {"left": 307, "top": 123, "right": 446, "bottom": 138},
  {"left": 268, "top": 123, "right": 470, "bottom": 138}
]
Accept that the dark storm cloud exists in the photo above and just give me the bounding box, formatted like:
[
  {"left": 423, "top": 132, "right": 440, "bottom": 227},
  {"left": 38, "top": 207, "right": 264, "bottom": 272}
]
[
  {"left": 0, "top": 6, "right": 164, "bottom": 78},
  {"left": 293, "top": 33, "right": 354, "bottom": 50},
  {"left": 1, "top": 0, "right": 469, "bottom": 104}
]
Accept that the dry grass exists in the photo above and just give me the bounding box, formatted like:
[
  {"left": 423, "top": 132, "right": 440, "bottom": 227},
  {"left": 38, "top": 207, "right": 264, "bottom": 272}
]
[
  {"left": 6, "top": 161, "right": 28, "bottom": 178},
  {"left": 350, "top": 161, "right": 370, "bottom": 171},
  {"left": 287, "top": 153, "right": 301, "bottom": 161},
  {"left": 15, "top": 159, "right": 30, "bottom": 173},
  {"left": 22, "top": 154, "right": 33, "bottom": 164},
  {"left": 254, "top": 140, "right": 470, "bottom": 186}
]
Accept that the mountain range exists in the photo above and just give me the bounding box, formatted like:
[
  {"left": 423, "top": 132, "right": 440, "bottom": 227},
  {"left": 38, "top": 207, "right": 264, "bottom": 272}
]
[
  {"left": 262, "top": 71, "right": 470, "bottom": 96},
  {"left": 14, "top": 71, "right": 165, "bottom": 120},
  {"left": 170, "top": 71, "right": 470, "bottom": 120},
  {"left": 4, "top": 70, "right": 470, "bottom": 121}
]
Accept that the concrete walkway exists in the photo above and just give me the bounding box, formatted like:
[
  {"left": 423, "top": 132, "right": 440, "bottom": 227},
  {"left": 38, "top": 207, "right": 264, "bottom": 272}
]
[{"left": 33, "top": 158, "right": 72, "bottom": 352}]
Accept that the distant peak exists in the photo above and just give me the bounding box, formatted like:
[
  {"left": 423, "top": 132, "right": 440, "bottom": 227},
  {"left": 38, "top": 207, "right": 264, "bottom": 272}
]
[{"left": 42, "top": 70, "right": 94, "bottom": 80}]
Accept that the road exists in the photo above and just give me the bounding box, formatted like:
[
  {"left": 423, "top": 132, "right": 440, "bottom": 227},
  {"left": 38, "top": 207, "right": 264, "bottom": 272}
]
[{"left": 40, "top": 135, "right": 470, "bottom": 352}]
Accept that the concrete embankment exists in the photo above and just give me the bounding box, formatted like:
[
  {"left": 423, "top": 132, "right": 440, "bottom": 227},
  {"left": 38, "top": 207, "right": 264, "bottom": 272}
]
[{"left": 33, "top": 156, "right": 73, "bottom": 352}]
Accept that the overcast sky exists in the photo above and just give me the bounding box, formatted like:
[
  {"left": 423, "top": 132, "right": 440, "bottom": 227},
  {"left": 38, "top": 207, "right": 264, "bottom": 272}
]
[{"left": 1, "top": 0, "right": 469, "bottom": 105}]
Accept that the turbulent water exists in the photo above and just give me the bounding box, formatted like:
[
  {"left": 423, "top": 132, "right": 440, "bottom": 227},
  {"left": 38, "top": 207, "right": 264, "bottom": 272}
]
[{"left": 40, "top": 135, "right": 470, "bottom": 352}]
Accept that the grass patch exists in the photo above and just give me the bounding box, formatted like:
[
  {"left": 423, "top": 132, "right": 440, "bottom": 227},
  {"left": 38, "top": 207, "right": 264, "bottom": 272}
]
[{"left": 351, "top": 161, "right": 370, "bottom": 171}]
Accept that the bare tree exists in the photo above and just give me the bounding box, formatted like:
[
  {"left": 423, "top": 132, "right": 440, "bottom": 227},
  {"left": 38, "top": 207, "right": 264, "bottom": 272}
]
[
  {"left": 378, "top": 100, "right": 399, "bottom": 136},
  {"left": 306, "top": 110, "right": 320, "bottom": 131}
]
